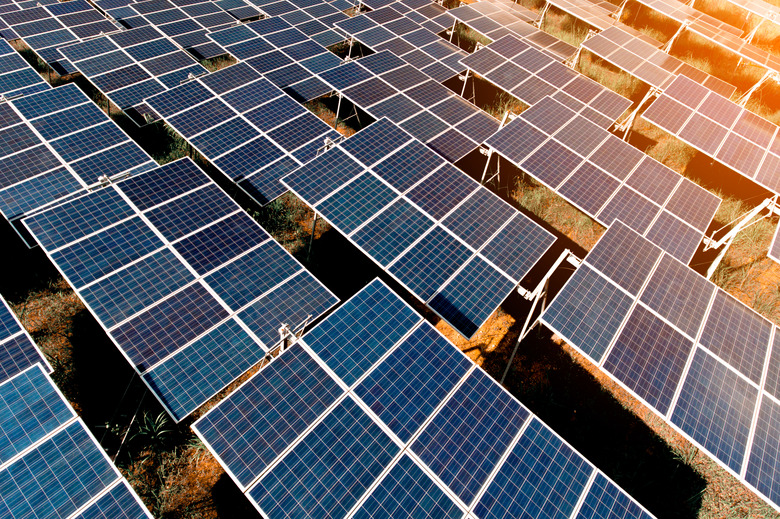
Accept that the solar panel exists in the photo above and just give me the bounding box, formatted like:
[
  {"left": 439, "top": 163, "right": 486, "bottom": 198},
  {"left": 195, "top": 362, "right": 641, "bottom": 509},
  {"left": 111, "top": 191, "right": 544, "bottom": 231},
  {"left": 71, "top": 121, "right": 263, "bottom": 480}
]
[
  {"left": 193, "top": 278, "right": 655, "bottom": 519},
  {"left": 0, "top": 39, "right": 50, "bottom": 97},
  {"left": 487, "top": 96, "right": 720, "bottom": 263},
  {"left": 24, "top": 157, "right": 338, "bottom": 421},
  {"left": 0, "top": 83, "right": 156, "bottom": 242},
  {"left": 541, "top": 220, "right": 780, "bottom": 511},
  {"left": 282, "top": 117, "right": 555, "bottom": 338},
  {"left": 0, "top": 293, "right": 51, "bottom": 384},
  {"left": 0, "top": 0, "right": 120, "bottom": 75},
  {"left": 95, "top": 0, "right": 235, "bottom": 59},
  {"left": 0, "top": 364, "right": 153, "bottom": 519},
  {"left": 145, "top": 61, "right": 338, "bottom": 206},
  {"left": 462, "top": 34, "right": 631, "bottom": 127},
  {"left": 581, "top": 26, "right": 735, "bottom": 98},
  {"left": 643, "top": 75, "right": 780, "bottom": 195},
  {"left": 58, "top": 26, "right": 208, "bottom": 125}
]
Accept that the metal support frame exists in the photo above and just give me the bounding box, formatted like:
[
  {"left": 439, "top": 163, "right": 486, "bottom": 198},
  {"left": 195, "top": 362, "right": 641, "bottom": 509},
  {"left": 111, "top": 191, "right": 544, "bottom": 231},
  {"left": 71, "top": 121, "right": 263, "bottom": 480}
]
[
  {"left": 611, "top": 0, "right": 629, "bottom": 21},
  {"left": 534, "top": 0, "right": 551, "bottom": 28},
  {"left": 702, "top": 196, "right": 779, "bottom": 279},
  {"left": 500, "top": 249, "right": 580, "bottom": 384},
  {"left": 448, "top": 19, "right": 457, "bottom": 43},
  {"left": 743, "top": 15, "right": 773, "bottom": 44},
  {"left": 661, "top": 20, "right": 690, "bottom": 53},
  {"left": 307, "top": 212, "right": 319, "bottom": 261},
  {"left": 480, "top": 112, "right": 517, "bottom": 185},
  {"left": 565, "top": 29, "right": 597, "bottom": 69},
  {"left": 460, "top": 68, "right": 470, "bottom": 99},
  {"left": 614, "top": 86, "right": 660, "bottom": 141},
  {"left": 736, "top": 70, "right": 779, "bottom": 107}
]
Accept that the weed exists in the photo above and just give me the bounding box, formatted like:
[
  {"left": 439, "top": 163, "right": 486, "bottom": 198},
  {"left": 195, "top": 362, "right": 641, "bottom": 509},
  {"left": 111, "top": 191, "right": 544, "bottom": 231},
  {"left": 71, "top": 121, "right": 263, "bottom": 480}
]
[{"left": 201, "top": 55, "right": 237, "bottom": 72}]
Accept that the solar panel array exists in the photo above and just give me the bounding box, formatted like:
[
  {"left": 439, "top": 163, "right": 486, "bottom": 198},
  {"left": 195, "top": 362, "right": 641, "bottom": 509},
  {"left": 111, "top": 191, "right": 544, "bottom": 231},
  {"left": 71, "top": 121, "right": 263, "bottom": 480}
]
[
  {"left": 0, "top": 0, "right": 121, "bottom": 75},
  {"left": 460, "top": 33, "right": 632, "bottom": 128},
  {"left": 333, "top": 3, "right": 464, "bottom": 83},
  {"left": 541, "top": 220, "right": 780, "bottom": 511},
  {"left": 630, "top": 0, "right": 780, "bottom": 73},
  {"left": 145, "top": 61, "right": 339, "bottom": 205},
  {"left": 0, "top": 293, "right": 51, "bottom": 384},
  {"left": 0, "top": 38, "right": 50, "bottom": 97},
  {"left": 0, "top": 83, "right": 157, "bottom": 240},
  {"left": 231, "top": 0, "right": 351, "bottom": 48},
  {"left": 282, "top": 118, "right": 556, "bottom": 338},
  {"left": 314, "top": 49, "right": 500, "bottom": 163},
  {"left": 0, "top": 364, "right": 154, "bottom": 518},
  {"left": 486, "top": 96, "right": 720, "bottom": 263},
  {"left": 206, "top": 16, "right": 341, "bottom": 101},
  {"left": 24, "top": 157, "right": 338, "bottom": 421},
  {"left": 721, "top": 0, "right": 778, "bottom": 24},
  {"left": 58, "top": 25, "right": 210, "bottom": 125},
  {"left": 448, "top": 0, "right": 578, "bottom": 60},
  {"left": 581, "top": 26, "right": 736, "bottom": 98},
  {"left": 642, "top": 74, "right": 780, "bottom": 195},
  {"left": 94, "top": 0, "right": 240, "bottom": 59},
  {"left": 193, "top": 278, "right": 656, "bottom": 519}
]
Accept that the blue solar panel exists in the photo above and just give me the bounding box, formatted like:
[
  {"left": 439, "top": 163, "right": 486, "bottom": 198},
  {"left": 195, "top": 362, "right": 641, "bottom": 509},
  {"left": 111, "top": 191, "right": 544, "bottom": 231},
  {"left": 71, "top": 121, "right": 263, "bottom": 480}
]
[
  {"left": 236, "top": 271, "right": 338, "bottom": 348},
  {"left": 12, "top": 84, "right": 85, "bottom": 119},
  {"left": 698, "top": 290, "right": 772, "bottom": 384},
  {"left": 412, "top": 367, "right": 529, "bottom": 503},
  {"left": 194, "top": 343, "right": 343, "bottom": 488},
  {"left": 576, "top": 473, "right": 654, "bottom": 519},
  {"left": 475, "top": 418, "right": 593, "bottom": 519},
  {"left": 305, "top": 279, "right": 420, "bottom": 386},
  {"left": 355, "top": 322, "right": 470, "bottom": 442},
  {"left": 604, "top": 305, "right": 694, "bottom": 415},
  {"left": 481, "top": 213, "right": 555, "bottom": 281},
  {"left": 143, "top": 318, "right": 267, "bottom": 421},
  {"left": 51, "top": 217, "right": 163, "bottom": 288},
  {"left": 174, "top": 212, "right": 270, "bottom": 275},
  {"left": 144, "top": 184, "right": 237, "bottom": 241},
  {"left": 745, "top": 396, "right": 780, "bottom": 506},
  {"left": 0, "top": 365, "right": 73, "bottom": 464},
  {"left": 671, "top": 347, "right": 758, "bottom": 473},
  {"left": 353, "top": 454, "right": 464, "bottom": 519},
  {"left": 405, "top": 162, "right": 479, "bottom": 221},
  {"left": 24, "top": 188, "right": 135, "bottom": 251},
  {"left": 119, "top": 158, "right": 208, "bottom": 210},
  {"left": 542, "top": 265, "right": 634, "bottom": 363},
  {"left": 340, "top": 118, "right": 412, "bottom": 166},
  {"left": 315, "top": 172, "right": 397, "bottom": 235},
  {"left": 111, "top": 282, "right": 228, "bottom": 372},
  {"left": 351, "top": 198, "right": 433, "bottom": 266},
  {"left": 281, "top": 147, "right": 365, "bottom": 205},
  {"left": 442, "top": 187, "right": 517, "bottom": 250},
  {"left": 249, "top": 396, "right": 399, "bottom": 519},
  {"left": 81, "top": 248, "right": 194, "bottom": 329},
  {"left": 0, "top": 420, "right": 117, "bottom": 519},
  {"left": 74, "top": 481, "right": 152, "bottom": 519},
  {"left": 205, "top": 239, "right": 298, "bottom": 309},
  {"left": 30, "top": 102, "right": 107, "bottom": 141},
  {"left": 372, "top": 140, "right": 442, "bottom": 193},
  {"left": 430, "top": 256, "right": 517, "bottom": 338},
  {"left": 389, "top": 225, "right": 473, "bottom": 302}
]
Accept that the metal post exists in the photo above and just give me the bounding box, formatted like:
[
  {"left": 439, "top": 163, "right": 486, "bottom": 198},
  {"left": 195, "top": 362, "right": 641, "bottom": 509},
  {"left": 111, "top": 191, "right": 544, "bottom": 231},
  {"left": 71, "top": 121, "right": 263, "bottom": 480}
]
[
  {"left": 335, "top": 93, "right": 343, "bottom": 128},
  {"left": 737, "top": 70, "right": 778, "bottom": 107},
  {"left": 744, "top": 16, "right": 766, "bottom": 44},
  {"left": 535, "top": 1, "right": 551, "bottom": 28},
  {"left": 612, "top": 0, "right": 629, "bottom": 21},
  {"left": 500, "top": 279, "right": 545, "bottom": 385},
  {"left": 449, "top": 19, "right": 457, "bottom": 43},
  {"left": 661, "top": 21, "right": 690, "bottom": 53},
  {"left": 460, "top": 68, "right": 470, "bottom": 98},
  {"left": 307, "top": 212, "right": 318, "bottom": 261},
  {"left": 480, "top": 148, "right": 493, "bottom": 184}
]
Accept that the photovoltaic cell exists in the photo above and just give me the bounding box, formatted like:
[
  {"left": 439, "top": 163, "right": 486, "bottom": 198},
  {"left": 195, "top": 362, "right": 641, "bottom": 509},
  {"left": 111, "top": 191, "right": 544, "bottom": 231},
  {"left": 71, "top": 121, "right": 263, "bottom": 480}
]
[
  {"left": 305, "top": 280, "right": 420, "bottom": 386},
  {"left": 745, "top": 396, "right": 780, "bottom": 506},
  {"left": 474, "top": 417, "right": 593, "bottom": 519},
  {"left": 249, "top": 397, "right": 399, "bottom": 519},
  {"left": 355, "top": 322, "right": 471, "bottom": 442},
  {"left": 576, "top": 473, "right": 654, "bottom": 519},
  {"left": 413, "top": 367, "right": 529, "bottom": 504},
  {"left": 543, "top": 264, "right": 634, "bottom": 362},
  {"left": 193, "top": 342, "right": 342, "bottom": 488},
  {"left": 671, "top": 347, "right": 757, "bottom": 473},
  {"left": 604, "top": 305, "right": 694, "bottom": 414}
]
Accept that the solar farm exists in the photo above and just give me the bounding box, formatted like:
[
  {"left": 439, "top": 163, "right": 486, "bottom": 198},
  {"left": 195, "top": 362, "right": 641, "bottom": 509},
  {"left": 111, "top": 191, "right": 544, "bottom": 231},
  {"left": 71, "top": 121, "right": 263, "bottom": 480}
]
[{"left": 0, "top": 0, "right": 779, "bottom": 515}]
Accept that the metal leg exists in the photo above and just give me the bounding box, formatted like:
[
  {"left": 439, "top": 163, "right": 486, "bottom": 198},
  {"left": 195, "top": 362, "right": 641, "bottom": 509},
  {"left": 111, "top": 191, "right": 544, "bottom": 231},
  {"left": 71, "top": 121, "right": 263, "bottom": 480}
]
[
  {"left": 307, "top": 212, "right": 318, "bottom": 261},
  {"left": 460, "top": 68, "right": 470, "bottom": 98},
  {"left": 480, "top": 148, "right": 493, "bottom": 184}
]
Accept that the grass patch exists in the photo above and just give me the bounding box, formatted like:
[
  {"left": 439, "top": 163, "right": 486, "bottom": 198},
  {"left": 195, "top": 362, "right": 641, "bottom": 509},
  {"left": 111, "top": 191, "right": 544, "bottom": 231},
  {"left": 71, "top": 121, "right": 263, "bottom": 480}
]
[
  {"left": 539, "top": 9, "right": 589, "bottom": 46},
  {"left": 451, "top": 22, "right": 490, "bottom": 53},
  {"left": 201, "top": 54, "right": 237, "bottom": 72},
  {"left": 577, "top": 51, "right": 649, "bottom": 103},
  {"left": 511, "top": 171, "right": 605, "bottom": 251},
  {"left": 251, "top": 192, "right": 330, "bottom": 255}
]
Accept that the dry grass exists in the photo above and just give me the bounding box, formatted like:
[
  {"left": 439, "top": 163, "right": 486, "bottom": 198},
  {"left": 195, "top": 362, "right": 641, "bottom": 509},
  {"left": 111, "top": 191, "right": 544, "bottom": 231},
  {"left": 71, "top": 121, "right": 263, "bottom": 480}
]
[
  {"left": 512, "top": 173, "right": 605, "bottom": 251},
  {"left": 577, "top": 52, "right": 649, "bottom": 102}
]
